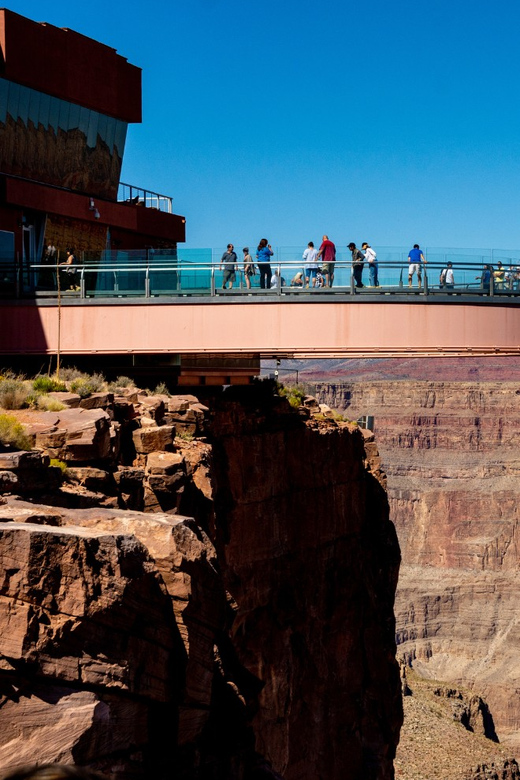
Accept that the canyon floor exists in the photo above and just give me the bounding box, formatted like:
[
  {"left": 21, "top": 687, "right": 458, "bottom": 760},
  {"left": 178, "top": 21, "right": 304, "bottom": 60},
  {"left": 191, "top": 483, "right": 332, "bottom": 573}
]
[{"left": 396, "top": 671, "right": 517, "bottom": 780}]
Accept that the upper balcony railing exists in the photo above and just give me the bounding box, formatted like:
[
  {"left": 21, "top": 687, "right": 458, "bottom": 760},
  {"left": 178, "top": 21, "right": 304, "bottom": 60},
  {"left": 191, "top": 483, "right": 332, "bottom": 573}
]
[
  {"left": 2, "top": 246, "right": 520, "bottom": 300},
  {"left": 117, "top": 183, "right": 174, "bottom": 213}
]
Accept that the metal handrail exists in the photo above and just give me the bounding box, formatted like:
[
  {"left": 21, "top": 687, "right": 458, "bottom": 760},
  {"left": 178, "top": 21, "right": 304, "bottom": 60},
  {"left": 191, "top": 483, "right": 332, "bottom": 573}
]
[
  {"left": 117, "top": 183, "right": 173, "bottom": 213},
  {"left": 14, "top": 259, "right": 518, "bottom": 300}
]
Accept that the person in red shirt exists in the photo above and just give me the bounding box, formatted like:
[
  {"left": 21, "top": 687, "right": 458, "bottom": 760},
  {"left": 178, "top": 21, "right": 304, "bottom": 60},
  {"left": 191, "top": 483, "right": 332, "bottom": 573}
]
[{"left": 317, "top": 235, "right": 336, "bottom": 288}]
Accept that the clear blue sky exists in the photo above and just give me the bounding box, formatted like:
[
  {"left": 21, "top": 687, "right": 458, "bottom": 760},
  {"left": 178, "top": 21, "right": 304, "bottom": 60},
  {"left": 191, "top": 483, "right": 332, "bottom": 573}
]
[{"left": 7, "top": 0, "right": 520, "bottom": 250}]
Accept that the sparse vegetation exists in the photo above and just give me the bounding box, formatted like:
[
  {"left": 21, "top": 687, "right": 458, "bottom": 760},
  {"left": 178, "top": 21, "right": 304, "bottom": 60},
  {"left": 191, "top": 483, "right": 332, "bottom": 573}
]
[
  {"left": 176, "top": 429, "right": 194, "bottom": 442},
  {"left": 32, "top": 376, "right": 67, "bottom": 393},
  {"left": 70, "top": 372, "right": 105, "bottom": 398},
  {"left": 49, "top": 458, "right": 68, "bottom": 475},
  {"left": 0, "top": 378, "right": 30, "bottom": 409},
  {"left": 56, "top": 367, "right": 85, "bottom": 382},
  {"left": 153, "top": 382, "right": 170, "bottom": 396},
  {"left": 0, "top": 414, "right": 32, "bottom": 450},
  {"left": 36, "top": 396, "right": 67, "bottom": 412},
  {"left": 107, "top": 375, "right": 135, "bottom": 392},
  {"left": 277, "top": 383, "right": 306, "bottom": 409},
  {"left": 332, "top": 411, "right": 355, "bottom": 424}
]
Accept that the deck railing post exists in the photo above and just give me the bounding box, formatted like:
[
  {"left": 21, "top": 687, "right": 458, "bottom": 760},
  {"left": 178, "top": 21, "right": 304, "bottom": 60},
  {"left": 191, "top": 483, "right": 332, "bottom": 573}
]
[{"left": 15, "top": 251, "right": 21, "bottom": 298}]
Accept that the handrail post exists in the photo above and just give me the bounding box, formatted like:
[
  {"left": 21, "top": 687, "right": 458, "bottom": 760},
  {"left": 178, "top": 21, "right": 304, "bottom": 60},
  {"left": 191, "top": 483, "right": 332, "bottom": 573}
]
[
  {"left": 145, "top": 267, "right": 150, "bottom": 297},
  {"left": 350, "top": 265, "right": 355, "bottom": 294},
  {"left": 211, "top": 265, "right": 215, "bottom": 297},
  {"left": 15, "top": 251, "right": 21, "bottom": 298},
  {"left": 278, "top": 263, "right": 282, "bottom": 296},
  {"left": 489, "top": 275, "right": 494, "bottom": 297},
  {"left": 423, "top": 268, "right": 428, "bottom": 295},
  {"left": 80, "top": 267, "right": 85, "bottom": 298}
]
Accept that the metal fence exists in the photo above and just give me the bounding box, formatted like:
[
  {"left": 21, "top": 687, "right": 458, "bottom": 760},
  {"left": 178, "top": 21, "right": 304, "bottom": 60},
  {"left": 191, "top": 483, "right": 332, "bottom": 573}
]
[{"left": 1, "top": 246, "right": 518, "bottom": 299}]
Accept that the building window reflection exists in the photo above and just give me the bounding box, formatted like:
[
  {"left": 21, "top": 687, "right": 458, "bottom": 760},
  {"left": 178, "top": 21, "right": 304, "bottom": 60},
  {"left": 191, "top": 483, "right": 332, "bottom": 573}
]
[{"left": 0, "top": 77, "right": 128, "bottom": 199}]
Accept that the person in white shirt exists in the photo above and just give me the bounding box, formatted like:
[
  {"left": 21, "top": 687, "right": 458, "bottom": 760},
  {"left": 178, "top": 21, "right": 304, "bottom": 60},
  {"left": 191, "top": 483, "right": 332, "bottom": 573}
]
[
  {"left": 270, "top": 270, "right": 285, "bottom": 288},
  {"left": 440, "top": 261, "right": 454, "bottom": 290},
  {"left": 362, "top": 242, "right": 379, "bottom": 287},
  {"left": 302, "top": 241, "right": 319, "bottom": 288}
]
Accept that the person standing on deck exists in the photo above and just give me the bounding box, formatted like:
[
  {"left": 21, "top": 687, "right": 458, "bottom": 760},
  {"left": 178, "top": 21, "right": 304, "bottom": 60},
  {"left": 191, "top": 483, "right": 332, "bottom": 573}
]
[
  {"left": 220, "top": 244, "right": 237, "bottom": 289},
  {"left": 256, "top": 238, "right": 274, "bottom": 289},
  {"left": 407, "top": 244, "right": 426, "bottom": 288},
  {"left": 317, "top": 235, "right": 336, "bottom": 288},
  {"left": 348, "top": 242, "right": 365, "bottom": 288},
  {"left": 362, "top": 242, "right": 378, "bottom": 287}
]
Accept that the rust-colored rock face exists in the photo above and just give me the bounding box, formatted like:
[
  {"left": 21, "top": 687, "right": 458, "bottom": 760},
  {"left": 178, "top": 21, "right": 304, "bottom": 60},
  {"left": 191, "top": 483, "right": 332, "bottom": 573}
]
[
  {"left": 0, "top": 387, "right": 402, "bottom": 778},
  {"left": 316, "top": 380, "right": 520, "bottom": 749},
  {"left": 208, "top": 392, "right": 402, "bottom": 780}
]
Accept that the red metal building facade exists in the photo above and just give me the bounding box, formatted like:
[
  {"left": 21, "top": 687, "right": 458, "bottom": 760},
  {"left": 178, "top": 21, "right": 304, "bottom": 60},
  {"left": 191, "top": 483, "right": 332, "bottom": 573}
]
[{"left": 0, "top": 9, "right": 185, "bottom": 271}]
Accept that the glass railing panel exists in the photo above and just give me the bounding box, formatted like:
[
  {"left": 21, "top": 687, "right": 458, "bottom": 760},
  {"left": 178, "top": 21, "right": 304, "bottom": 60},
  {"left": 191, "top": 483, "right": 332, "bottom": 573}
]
[
  {"left": 84, "top": 266, "right": 147, "bottom": 297},
  {"left": 173, "top": 249, "right": 212, "bottom": 294},
  {"left": 16, "top": 248, "right": 520, "bottom": 299}
]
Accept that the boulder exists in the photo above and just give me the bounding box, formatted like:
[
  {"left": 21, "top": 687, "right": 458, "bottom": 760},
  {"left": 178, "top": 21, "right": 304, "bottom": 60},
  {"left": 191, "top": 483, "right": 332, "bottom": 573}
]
[
  {"left": 111, "top": 396, "right": 138, "bottom": 422},
  {"left": 47, "top": 391, "right": 81, "bottom": 408},
  {"left": 79, "top": 392, "right": 114, "bottom": 410},
  {"left": 133, "top": 424, "right": 175, "bottom": 454},
  {"left": 146, "top": 451, "right": 185, "bottom": 475},
  {"left": 137, "top": 395, "right": 165, "bottom": 422},
  {"left": 303, "top": 395, "right": 320, "bottom": 410},
  {"left": 66, "top": 467, "right": 113, "bottom": 493},
  {"left": 0, "top": 686, "right": 148, "bottom": 770},
  {"left": 0, "top": 522, "right": 179, "bottom": 700},
  {"left": 0, "top": 519, "right": 184, "bottom": 776}
]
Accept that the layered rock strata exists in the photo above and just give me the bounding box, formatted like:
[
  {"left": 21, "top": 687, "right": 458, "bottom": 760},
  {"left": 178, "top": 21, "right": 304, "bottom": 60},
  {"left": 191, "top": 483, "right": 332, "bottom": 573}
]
[
  {"left": 315, "top": 381, "right": 520, "bottom": 749},
  {"left": 0, "top": 386, "right": 401, "bottom": 779}
]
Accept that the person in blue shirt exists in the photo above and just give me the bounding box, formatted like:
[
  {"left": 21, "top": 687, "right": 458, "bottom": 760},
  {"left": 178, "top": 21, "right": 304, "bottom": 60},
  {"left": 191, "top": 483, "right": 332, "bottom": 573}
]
[
  {"left": 408, "top": 244, "right": 426, "bottom": 288},
  {"left": 477, "top": 264, "right": 491, "bottom": 293},
  {"left": 256, "top": 238, "right": 274, "bottom": 289}
]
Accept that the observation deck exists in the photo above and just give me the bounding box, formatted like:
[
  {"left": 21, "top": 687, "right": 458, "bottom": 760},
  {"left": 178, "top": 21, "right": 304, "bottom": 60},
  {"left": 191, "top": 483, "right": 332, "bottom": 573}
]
[{"left": 1, "top": 247, "right": 520, "bottom": 383}]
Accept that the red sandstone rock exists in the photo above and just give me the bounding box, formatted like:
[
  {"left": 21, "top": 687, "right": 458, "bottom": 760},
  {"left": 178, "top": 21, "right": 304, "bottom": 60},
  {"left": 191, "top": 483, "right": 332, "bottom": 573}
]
[
  {"left": 137, "top": 394, "right": 165, "bottom": 421},
  {"left": 317, "top": 380, "right": 520, "bottom": 750},
  {"left": 0, "top": 497, "right": 228, "bottom": 754},
  {"left": 0, "top": 390, "right": 402, "bottom": 779},
  {"left": 47, "top": 391, "right": 81, "bottom": 407},
  {"left": 207, "top": 394, "right": 401, "bottom": 780},
  {"left": 132, "top": 424, "right": 175, "bottom": 454},
  {"left": 79, "top": 391, "right": 114, "bottom": 410}
]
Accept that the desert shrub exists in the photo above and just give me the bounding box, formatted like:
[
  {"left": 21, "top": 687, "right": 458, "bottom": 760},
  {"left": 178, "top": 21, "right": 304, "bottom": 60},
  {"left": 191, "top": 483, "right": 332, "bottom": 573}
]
[
  {"left": 57, "top": 366, "right": 85, "bottom": 382},
  {"left": 49, "top": 458, "right": 68, "bottom": 474},
  {"left": 176, "top": 429, "right": 194, "bottom": 442},
  {"left": 278, "top": 383, "right": 306, "bottom": 409},
  {"left": 0, "top": 378, "right": 30, "bottom": 410},
  {"left": 107, "top": 375, "right": 135, "bottom": 392},
  {"left": 25, "top": 391, "right": 42, "bottom": 409},
  {"left": 36, "top": 396, "right": 66, "bottom": 412},
  {"left": 33, "top": 376, "right": 67, "bottom": 393},
  {"left": 70, "top": 372, "right": 106, "bottom": 398},
  {"left": 0, "top": 414, "right": 31, "bottom": 450},
  {"left": 153, "top": 382, "right": 170, "bottom": 396},
  {"left": 70, "top": 378, "right": 95, "bottom": 398}
]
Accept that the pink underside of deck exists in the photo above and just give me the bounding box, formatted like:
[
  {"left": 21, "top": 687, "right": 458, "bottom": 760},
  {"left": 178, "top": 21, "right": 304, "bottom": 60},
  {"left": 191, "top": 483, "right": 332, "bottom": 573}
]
[{"left": 2, "top": 301, "right": 520, "bottom": 357}]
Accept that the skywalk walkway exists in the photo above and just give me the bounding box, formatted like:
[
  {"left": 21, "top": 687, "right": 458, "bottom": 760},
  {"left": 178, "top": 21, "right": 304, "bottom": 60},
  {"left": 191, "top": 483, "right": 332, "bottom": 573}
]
[{"left": 2, "top": 254, "right": 520, "bottom": 359}]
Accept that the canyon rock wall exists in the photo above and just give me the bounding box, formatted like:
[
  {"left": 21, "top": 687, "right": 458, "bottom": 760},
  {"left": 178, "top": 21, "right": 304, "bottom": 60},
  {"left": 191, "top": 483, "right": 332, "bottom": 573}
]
[
  {"left": 0, "top": 386, "right": 401, "bottom": 779},
  {"left": 315, "top": 381, "right": 520, "bottom": 748}
]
